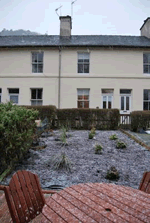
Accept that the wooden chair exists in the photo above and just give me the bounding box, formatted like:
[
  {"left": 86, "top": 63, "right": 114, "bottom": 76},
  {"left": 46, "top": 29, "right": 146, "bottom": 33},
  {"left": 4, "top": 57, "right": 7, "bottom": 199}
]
[
  {"left": 139, "top": 171, "right": 150, "bottom": 194},
  {"left": 0, "top": 170, "right": 57, "bottom": 223}
]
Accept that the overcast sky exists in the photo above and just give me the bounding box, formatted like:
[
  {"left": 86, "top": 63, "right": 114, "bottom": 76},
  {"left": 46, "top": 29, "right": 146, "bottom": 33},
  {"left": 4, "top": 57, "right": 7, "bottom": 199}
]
[{"left": 0, "top": 0, "right": 149, "bottom": 35}]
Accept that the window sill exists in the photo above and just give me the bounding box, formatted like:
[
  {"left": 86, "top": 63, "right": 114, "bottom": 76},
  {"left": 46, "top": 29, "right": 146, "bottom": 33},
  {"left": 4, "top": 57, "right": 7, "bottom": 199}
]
[
  {"left": 77, "top": 73, "right": 90, "bottom": 75},
  {"left": 143, "top": 73, "right": 150, "bottom": 76}
]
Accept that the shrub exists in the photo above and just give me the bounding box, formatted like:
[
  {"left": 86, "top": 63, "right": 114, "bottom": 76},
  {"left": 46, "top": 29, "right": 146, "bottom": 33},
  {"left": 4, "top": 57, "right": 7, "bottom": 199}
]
[
  {"left": 95, "top": 144, "right": 103, "bottom": 154},
  {"left": 131, "top": 111, "right": 150, "bottom": 132},
  {"left": 89, "top": 132, "right": 95, "bottom": 139},
  {"left": 91, "top": 126, "right": 96, "bottom": 135},
  {"left": 60, "top": 125, "right": 67, "bottom": 144},
  {"left": 109, "top": 134, "right": 118, "bottom": 140},
  {"left": 106, "top": 166, "right": 119, "bottom": 180},
  {"left": 51, "top": 152, "right": 72, "bottom": 171},
  {"left": 116, "top": 140, "right": 126, "bottom": 149},
  {"left": 0, "top": 102, "right": 38, "bottom": 174}
]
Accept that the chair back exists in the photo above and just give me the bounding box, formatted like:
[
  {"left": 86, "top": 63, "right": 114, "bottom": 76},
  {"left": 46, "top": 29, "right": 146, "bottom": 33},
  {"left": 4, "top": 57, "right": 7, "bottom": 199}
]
[
  {"left": 4, "top": 170, "right": 45, "bottom": 223},
  {"left": 139, "top": 171, "right": 150, "bottom": 193}
]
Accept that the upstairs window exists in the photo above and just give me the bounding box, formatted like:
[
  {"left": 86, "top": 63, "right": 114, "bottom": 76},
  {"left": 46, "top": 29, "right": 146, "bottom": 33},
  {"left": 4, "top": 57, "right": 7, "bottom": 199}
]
[
  {"left": 31, "top": 89, "right": 43, "bottom": 105},
  {"left": 32, "top": 52, "right": 43, "bottom": 73},
  {"left": 143, "top": 53, "right": 150, "bottom": 73},
  {"left": 143, "top": 89, "right": 150, "bottom": 110},
  {"left": 78, "top": 53, "right": 89, "bottom": 73},
  {"left": 77, "top": 89, "right": 90, "bottom": 108},
  {"left": 102, "top": 89, "right": 113, "bottom": 109},
  {"left": 8, "top": 88, "right": 19, "bottom": 104},
  {"left": 0, "top": 88, "right": 1, "bottom": 103}
]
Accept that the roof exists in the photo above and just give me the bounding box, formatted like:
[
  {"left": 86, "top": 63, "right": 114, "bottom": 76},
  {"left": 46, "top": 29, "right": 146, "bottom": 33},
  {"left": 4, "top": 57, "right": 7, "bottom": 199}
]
[{"left": 0, "top": 35, "right": 150, "bottom": 48}]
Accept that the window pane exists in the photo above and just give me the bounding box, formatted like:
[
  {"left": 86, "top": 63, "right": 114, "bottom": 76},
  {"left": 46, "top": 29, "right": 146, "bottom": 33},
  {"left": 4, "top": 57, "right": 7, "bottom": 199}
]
[
  {"left": 78, "top": 53, "right": 84, "bottom": 59},
  {"left": 126, "top": 96, "right": 129, "bottom": 110},
  {"left": 77, "top": 89, "right": 83, "bottom": 95},
  {"left": 83, "top": 89, "right": 89, "bottom": 95},
  {"left": 31, "top": 100, "right": 36, "bottom": 105},
  {"left": 32, "top": 64, "right": 37, "bottom": 73},
  {"left": 84, "top": 101, "right": 89, "bottom": 108},
  {"left": 9, "top": 89, "right": 19, "bottom": 94},
  {"left": 0, "top": 95, "right": 1, "bottom": 103},
  {"left": 78, "top": 64, "right": 84, "bottom": 73},
  {"left": 103, "top": 101, "right": 106, "bottom": 109},
  {"left": 10, "top": 95, "right": 18, "bottom": 104},
  {"left": 31, "top": 89, "right": 36, "bottom": 99},
  {"left": 38, "top": 64, "right": 43, "bottom": 73},
  {"left": 103, "top": 96, "right": 107, "bottom": 101},
  {"left": 78, "top": 101, "right": 83, "bottom": 108},
  {"left": 32, "top": 53, "right": 38, "bottom": 62},
  {"left": 78, "top": 59, "right": 84, "bottom": 63},
  {"left": 108, "top": 101, "right": 111, "bottom": 109},
  {"left": 84, "top": 64, "right": 89, "bottom": 73},
  {"left": 78, "top": 95, "right": 84, "bottom": 100},
  {"left": 143, "top": 54, "right": 148, "bottom": 64},
  {"left": 108, "top": 96, "right": 112, "bottom": 101},
  {"left": 120, "top": 89, "right": 131, "bottom": 94},
  {"left": 144, "top": 90, "right": 148, "bottom": 100},
  {"left": 83, "top": 95, "right": 89, "bottom": 100},
  {"left": 83, "top": 54, "right": 89, "bottom": 59},
  {"left": 84, "top": 59, "right": 89, "bottom": 63},
  {"left": 144, "top": 65, "right": 148, "bottom": 73},
  {"left": 38, "top": 53, "right": 43, "bottom": 62},
  {"left": 102, "top": 89, "right": 113, "bottom": 94},
  {"left": 121, "top": 97, "right": 124, "bottom": 110},
  {"left": 0, "top": 89, "right": 1, "bottom": 93},
  {"left": 37, "top": 89, "right": 42, "bottom": 99},
  {"left": 144, "top": 102, "right": 148, "bottom": 110},
  {"left": 37, "top": 100, "right": 43, "bottom": 105}
]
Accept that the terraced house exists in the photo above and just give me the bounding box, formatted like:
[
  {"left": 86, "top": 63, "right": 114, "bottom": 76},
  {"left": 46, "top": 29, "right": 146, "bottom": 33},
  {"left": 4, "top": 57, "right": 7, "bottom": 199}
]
[{"left": 0, "top": 16, "right": 150, "bottom": 114}]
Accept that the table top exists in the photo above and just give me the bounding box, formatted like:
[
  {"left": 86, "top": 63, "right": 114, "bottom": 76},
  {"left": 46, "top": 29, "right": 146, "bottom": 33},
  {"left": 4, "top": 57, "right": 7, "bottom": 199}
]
[{"left": 41, "top": 182, "right": 150, "bottom": 223}]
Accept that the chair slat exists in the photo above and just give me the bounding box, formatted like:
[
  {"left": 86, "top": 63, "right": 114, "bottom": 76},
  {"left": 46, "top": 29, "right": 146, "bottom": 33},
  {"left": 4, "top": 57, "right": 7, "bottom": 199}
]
[
  {"left": 4, "top": 186, "right": 20, "bottom": 223},
  {"left": 17, "top": 170, "right": 34, "bottom": 221},
  {"left": 139, "top": 172, "right": 150, "bottom": 193},
  {"left": 28, "top": 172, "right": 45, "bottom": 212}
]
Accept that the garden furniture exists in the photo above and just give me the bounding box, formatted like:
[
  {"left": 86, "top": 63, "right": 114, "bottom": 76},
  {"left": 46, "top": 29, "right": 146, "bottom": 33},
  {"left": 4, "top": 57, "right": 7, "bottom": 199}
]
[{"left": 139, "top": 171, "right": 150, "bottom": 193}]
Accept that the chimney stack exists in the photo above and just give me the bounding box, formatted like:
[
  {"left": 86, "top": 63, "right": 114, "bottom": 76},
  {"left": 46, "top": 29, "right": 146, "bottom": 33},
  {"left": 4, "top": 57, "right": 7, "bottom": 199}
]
[
  {"left": 140, "top": 17, "right": 150, "bottom": 38},
  {"left": 59, "top": 15, "right": 72, "bottom": 37}
]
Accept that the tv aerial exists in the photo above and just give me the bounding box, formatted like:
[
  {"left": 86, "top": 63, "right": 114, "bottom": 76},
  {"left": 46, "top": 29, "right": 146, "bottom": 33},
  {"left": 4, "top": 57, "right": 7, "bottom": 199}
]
[
  {"left": 71, "top": 0, "right": 77, "bottom": 19},
  {"left": 55, "top": 5, "right": 63, "bottom": 17}
]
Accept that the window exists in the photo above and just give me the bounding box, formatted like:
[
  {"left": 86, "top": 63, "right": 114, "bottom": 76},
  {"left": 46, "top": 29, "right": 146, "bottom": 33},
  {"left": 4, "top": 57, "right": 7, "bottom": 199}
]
[
  {"left": 8, "top": 88, "right": 19, "bottom": 104},
  {"left": 143, "top": 89, "right": 150, "bottom": 110},
  {"left": 120, "top": 89, "right": 131, "bottom": 113},
  {"left": 31, "top": 89, "right": 43, "bottom": 105},
  {"left": 143, "top": 53, "right": 150, "bottom": 74},
  {"left": 0, "top": 88, "right": 1, "bottom": 103},
  {"left": 77, "top": 89, "right": 90, "bottom": 108},
  {"left": 32, "top": 52, "right": 43, "bottom": 73},
  {"left": 102, "top": 89, "right": 113, "bottom": 109},
  {"left": 78, "top": 53, "right": 89, "bottom": 73}
]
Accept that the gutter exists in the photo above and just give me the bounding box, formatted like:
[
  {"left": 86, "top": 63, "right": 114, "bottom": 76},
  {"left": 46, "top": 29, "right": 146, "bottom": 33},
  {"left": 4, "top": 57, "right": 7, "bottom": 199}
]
[{"left": 58, "top": 46, "right": 61, "bottom": 109}]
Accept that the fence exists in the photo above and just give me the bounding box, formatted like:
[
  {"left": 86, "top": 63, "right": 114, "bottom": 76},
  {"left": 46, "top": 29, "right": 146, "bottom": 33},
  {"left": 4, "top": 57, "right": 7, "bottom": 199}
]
[{"left": 119, "top": 114, "right": 131, "bottom": 129}]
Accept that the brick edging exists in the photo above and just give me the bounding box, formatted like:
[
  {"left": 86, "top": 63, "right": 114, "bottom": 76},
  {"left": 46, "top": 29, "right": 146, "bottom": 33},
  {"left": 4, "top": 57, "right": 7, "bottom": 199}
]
[{"left": 120, "top": 128, "right": 150, "bottom": 151}]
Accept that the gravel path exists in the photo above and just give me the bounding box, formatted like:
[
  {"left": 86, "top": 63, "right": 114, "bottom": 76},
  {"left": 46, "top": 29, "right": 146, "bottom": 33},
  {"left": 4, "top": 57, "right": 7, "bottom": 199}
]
[{"left": 2, "top": 130, "right": 150, "bottom": 190}]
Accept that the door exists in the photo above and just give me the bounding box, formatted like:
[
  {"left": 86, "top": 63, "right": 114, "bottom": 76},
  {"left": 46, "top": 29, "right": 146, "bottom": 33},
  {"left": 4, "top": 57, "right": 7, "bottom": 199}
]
[{"left": 120, "top": 95, "right": 131, "bottom": 114}]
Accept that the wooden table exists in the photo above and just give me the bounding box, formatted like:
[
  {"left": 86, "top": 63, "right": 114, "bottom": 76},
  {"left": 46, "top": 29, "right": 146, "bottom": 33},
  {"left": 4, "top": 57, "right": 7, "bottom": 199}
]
[{"left": 41, "top": 182, "right": 150, "bottom": 223}]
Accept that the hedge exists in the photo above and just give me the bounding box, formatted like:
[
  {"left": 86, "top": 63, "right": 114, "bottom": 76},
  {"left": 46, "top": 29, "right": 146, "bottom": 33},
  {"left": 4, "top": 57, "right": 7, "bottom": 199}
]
[
  {"left": 131, "top": 111, "right": 150, "bottom": 132},
  {"left": 0, "top": 102, "right": 38, "bottom": 175},
  {"left": 56, "top": 108, "right": 120, "bottom": 130}
]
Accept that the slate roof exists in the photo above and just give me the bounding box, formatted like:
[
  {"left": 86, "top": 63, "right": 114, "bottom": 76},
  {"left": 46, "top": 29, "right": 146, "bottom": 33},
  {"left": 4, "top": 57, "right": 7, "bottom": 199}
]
[{"left": 0, "top": 35, "right": 150, "bottom": 48}]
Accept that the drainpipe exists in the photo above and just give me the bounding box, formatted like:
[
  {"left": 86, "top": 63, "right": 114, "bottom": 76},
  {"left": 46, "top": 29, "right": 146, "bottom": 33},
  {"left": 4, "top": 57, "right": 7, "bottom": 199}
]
[{"left": 58, "top": 46, "right": 61, "bottom": 109}]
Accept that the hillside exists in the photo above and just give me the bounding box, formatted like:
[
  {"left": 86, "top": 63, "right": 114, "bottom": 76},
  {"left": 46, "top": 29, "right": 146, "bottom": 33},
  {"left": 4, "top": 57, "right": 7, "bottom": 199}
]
[{"left": 0, "top": 28, "right": 40, "bottom": 36}]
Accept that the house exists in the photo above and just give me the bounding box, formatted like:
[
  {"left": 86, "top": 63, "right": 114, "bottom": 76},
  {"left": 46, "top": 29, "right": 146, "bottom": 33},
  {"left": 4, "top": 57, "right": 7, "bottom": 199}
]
[{"left": 0, "top": 16, "right": 150, "bottom": 114}]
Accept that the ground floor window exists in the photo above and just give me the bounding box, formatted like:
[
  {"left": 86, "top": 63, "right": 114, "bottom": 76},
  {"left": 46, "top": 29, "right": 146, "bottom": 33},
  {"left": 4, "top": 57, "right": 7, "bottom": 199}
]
[
  {"left": 143, "top": 89, "right": 150, "bottom": 110},
  {"left": 101, "top": 89, "right": 113, "bottom": 109},
  {"left": 8, "top": 88, "right": 19, "bottom": 104},
  {"left": 0, "top": 89, "right": 1, "bottom": 103},
  {"left": 120, "top": 89, "right": 131, "bottom": 113},
  {"left": 31, "top": 88, "right": 43, "bottom": 105},
  {"left": 77, "top": 89, "right": 90, "bottom": 108}
]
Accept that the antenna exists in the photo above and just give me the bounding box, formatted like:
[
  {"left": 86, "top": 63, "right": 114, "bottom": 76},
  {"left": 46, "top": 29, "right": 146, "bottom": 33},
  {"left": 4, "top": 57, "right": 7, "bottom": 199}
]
[
  {"left": 55, "top": 5, "right": 63, "bottom": 17},
  {"left": 71, "top": 0, "right": 77, "bottom": 19}
]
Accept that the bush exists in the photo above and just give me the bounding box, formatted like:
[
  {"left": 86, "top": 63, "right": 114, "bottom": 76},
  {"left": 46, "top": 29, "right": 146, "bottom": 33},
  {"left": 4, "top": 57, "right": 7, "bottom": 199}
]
[
  {"left": 51, "top": 152, "right": 72, "bottom": 171},
  {"left": 0, "top": 102, "right": 38, "bottom": 174},
  {"left": 109, "top": 134, "right": 118, "bottom": 140},
  {"left": 89, "top": 132, "right": 95, "bottom": 139},
  {"left": 60, "top": 125, "right": 67, "bottom": 145},
  {"left": 116, "top": 140, "right": 126, "bottom": 149},
  {"left": 91, "top": 126, "right": 96, "bottom": 135},
  {"left": 95, "top": 144, "right": 103, "bottom": 154},
  {"left": 57, "top": 108, "right": 120, "bottom": 130},
  {"left": 106, "top": 166, "right": 119, "bottom": 180},
  {"left": 131, "top": 111, "right": 150, "bottom": 132}
]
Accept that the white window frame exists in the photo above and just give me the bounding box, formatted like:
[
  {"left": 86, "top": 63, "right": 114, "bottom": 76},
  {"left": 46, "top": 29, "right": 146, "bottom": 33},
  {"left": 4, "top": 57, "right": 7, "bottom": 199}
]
[
  {"left": 31, "top": 88, "right": 43, "bottom": 105},
  {"left": 77, "top": 89, "right": 90, "bottom": 108},
  {"left": 101, "top": 89, "right": 113, "bottom": 109},
  {"left": 77, "top": 52, "right": 90, "bottom": 74},
  {"left": 120, "top": 90, "right": 131, "bottom": 114},
  {"left": 143, "top": 89, "right": 150, "bottom": 110},
  {"left": 8, "top": 89, "right": 19, "bottom": 105},
  {"left": 143, "top": 53, "right": 150, "bottom": 74},
  {"left": 32, "top": 52, "right": 44, "bottom": 74}
]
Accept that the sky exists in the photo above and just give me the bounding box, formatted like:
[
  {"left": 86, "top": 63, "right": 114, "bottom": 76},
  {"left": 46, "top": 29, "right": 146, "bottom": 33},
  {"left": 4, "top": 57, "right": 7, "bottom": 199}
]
[{"left": 0, "top": 0, "right": 150, "bottom": 36}]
